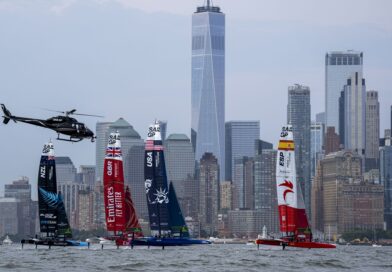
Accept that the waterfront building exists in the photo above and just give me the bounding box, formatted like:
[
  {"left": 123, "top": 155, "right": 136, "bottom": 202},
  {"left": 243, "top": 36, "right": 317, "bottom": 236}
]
[
  {"left": 165, "top": 134, "right": 195, "bottom": 201},
  {"left": 325, "top": 127, "right": 340, "bottom": 155},
  {"left": 4, "top": 177, "right": 35, "bottom": 236},
  {"left": 380, "top": 130, "right": 392, "bottom": 230},
  {"left": 77, "top": 188, "right": 94, "bottom": 231},
  {"left": 340, "top": 72, "right": 366, "bottom": 156},
  {"left": 325, "top": 51, "right": 363, "bottom": 131},
  {"left": 316, "top": 112, "right": 325, "bottom": 125},
  {"left": 56, "top": 156, "right": 77, "bottom": 185},
  {"left": 191, "top": 1, "right": 225, "bottom": 180},
  {"left": 57, "top": 182, "right": 85, "bottom": 229},
  {"left": 312, "top": 150, "right": 384, "bottom": 237},
  {"left": 233, "top": 156, "right": 254, "bottom": 209},
  {"left": 220, "top": 181, "right": 233, "bottom": 211},
  {"left": 365, "top": 91, "right": 380, "bottom": 171},
  {"left": 79, "top": 165, "right": 96, "bottom": 188},
  {"left": 254, "top": 139, "right": 273, "bottom": 155},
  {"left": 253, "top": 149, "right": 279, "bottom": 233},
  {"left": 228, "top": 209, "right": 263, "bottom": 238},
  {"left": 287, "top": 84, "right": 311, "bottom": 214},
  {"left": 199, "top": 152, "right": 220, "bottom": 236},
  {"left": 311, "top": 122, "right": 324, "bottom": 177},
  {"left": 225, "top": 121, "right": 260, "bottom": 181},
  {"left": 0, "top": 198, "right": 19, "bottom": 236}
]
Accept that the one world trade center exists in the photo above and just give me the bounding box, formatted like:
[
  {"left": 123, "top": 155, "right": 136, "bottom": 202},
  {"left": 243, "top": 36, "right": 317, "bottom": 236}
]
[{"left": 191, "top": 1, "right": 225, "bottom": 180}]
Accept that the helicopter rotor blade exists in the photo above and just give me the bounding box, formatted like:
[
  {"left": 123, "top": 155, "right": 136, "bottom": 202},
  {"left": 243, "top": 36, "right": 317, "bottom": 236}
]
[
  {"left": 41, "top": 108, "right": 65, "bottom": 114},
  {"left": 72, "top": 113, "right": 104, "bottom": 118},
  {"left": 67, "top": 109, "right": 77, "bottom": 115}
]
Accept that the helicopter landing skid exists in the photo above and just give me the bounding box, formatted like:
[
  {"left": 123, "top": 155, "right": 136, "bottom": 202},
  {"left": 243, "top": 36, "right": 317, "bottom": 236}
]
[{"left": 57, "top": 135, "right": 83, "bottom": 143}]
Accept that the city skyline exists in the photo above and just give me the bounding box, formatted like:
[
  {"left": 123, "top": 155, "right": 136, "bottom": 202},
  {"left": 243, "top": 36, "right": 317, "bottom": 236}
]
[{"left": 1, "top": 0, "right": 392, "bottom": 194}]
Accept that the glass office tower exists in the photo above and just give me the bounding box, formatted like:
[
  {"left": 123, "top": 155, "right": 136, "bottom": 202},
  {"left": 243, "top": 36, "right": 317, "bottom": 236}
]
[{"left": 191, "top": 1, "right": 225, "bottom": 180}]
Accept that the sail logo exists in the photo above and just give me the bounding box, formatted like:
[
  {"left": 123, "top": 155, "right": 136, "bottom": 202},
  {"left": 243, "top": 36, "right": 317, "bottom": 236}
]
[
  {"left": 148, "top": 126, "right": 160, "bottom": 137},
  {"left": 279, "top": 152, "right": 285, "bottom": 166},
  {"left": 42, "top": 144, "right": 51, "bottom": 154},
  {"left": 145, "top": 179, "right": 152, "bottom": 194},
  {"left": 107, "top": 186, "right": 115, "bottom": 223},
  {"left": 40, "top": 166, "right": 46, "bottom": 178},
  {"left": 279, "top": 180, "right": 294, "bottom": 201},
  {"left": 108, "top": 134, "right": 119, "bottom": 145},
  {"left": 152, "top": 187, "right": 169, "bottom": 204},
  {"left": 106, "top": 161, "right": 113, "bottom": 176},
  {"left": 146, "top": 152, "right": 153, "bottom": 167}
]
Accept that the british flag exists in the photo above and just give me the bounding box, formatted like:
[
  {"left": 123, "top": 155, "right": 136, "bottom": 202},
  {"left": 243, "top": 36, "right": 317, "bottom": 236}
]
[{"left": 106, "top": 146, "right": 122, "bottom": 158}]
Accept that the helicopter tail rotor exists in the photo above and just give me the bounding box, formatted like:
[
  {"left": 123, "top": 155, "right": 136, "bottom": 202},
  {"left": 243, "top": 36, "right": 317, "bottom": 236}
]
[{"left": 1, "top": 104, "right": 16, "bottom": 124}]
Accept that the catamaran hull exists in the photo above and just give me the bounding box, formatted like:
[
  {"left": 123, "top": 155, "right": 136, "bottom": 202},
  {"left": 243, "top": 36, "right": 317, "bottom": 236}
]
[
  {"left": 21, "top": 238, "right": 88, "bottom": 247},
  {"left": 132, "top": 237, "right": 211, "bottom": 247},
  {"left": 255, "top": 238, "right": 336, "bottom": 249}
]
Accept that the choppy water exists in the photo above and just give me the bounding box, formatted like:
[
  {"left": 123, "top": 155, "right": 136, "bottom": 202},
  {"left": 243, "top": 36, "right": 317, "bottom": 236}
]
[{"left": 1, "top": 243, "right": 392, "bottom": 272}]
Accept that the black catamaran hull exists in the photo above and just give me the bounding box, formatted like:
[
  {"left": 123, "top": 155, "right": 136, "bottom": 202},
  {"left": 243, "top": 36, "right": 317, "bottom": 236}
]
[
  {"left": 21, "top": 238, "right": 88, "bottom": 247},
  {"left": 132, "top": 237, "right": 211, "bottom": 247}
]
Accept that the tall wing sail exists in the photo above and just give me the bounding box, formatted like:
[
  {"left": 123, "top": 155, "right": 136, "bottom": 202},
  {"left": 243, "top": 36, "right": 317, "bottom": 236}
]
[
  {"left": 145, "top": 121, "right": 170, "bottom": 236},
  {"left": 276, "top": 125, "right": 311, "bottom": 237},
  {"left": 168, "top": 182, "right": 190, "bottom": 238},
  {"left": 124, "top": 186, "right": 143, "bottom": 237},
  {"left": 38, "top": 142, "right": 58, "bottom": 237},
  {"left": 56, "top": 192, "right": 72, "bottom": 238},
  {"left": 103, "top": 132, "right": 126, "bottom": 233}
]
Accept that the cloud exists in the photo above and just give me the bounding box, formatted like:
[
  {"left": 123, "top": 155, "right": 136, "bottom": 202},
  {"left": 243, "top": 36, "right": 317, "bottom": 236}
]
[{"left": 50, "top": 0, "right": 77, "bottom": 14}]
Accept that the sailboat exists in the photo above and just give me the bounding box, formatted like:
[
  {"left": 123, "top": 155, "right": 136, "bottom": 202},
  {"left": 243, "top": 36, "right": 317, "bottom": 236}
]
[
  {"left": 21, "top": 142, "right": 87, "bottom": 247},
  {"left": 132, "top": 121, "right": 210, "bottom": 247},
  {"left": 102, "top": 131, "right": 143, "bottom": 246},
  {"left": 255, "top": 125, "right": 335, "bottom": 249}
]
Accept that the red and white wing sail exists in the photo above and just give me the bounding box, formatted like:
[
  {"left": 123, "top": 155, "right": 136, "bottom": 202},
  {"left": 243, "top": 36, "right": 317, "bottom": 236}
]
[
  {"left": 103, "top": 132, "right": 126, "bottom": 233},
  {"left": 276, "top": 125, "right": 310, "bottom": 234}
]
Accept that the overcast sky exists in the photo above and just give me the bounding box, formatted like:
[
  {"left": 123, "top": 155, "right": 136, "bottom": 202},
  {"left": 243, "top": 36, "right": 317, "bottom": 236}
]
[{"left": 1, "top": 0, "right": 391, "bottom": 197}]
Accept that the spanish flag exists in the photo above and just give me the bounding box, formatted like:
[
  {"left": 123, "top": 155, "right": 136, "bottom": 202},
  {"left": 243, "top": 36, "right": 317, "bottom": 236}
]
[{"left": 278, "top": 140, "right": 295, "bottom": 151}]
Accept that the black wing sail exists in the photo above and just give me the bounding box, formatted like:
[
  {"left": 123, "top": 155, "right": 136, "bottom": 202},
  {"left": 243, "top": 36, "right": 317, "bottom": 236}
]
[
  {"left": 56, "top": 192, "right": 72, "bottom": 238},
  {"left": 145, "top": 122, "right": 170, "bottom": 236},
  {"left": 168, "top": 182, "right": 190, "bottom": 238},
  {"left": 38, "top": 142, "right": 58, "bottom": 237}
]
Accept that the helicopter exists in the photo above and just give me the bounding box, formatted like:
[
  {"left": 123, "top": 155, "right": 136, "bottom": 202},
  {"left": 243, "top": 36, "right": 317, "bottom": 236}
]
[{"left": 1, "top": 104, "right": 102, "bottom": 142}]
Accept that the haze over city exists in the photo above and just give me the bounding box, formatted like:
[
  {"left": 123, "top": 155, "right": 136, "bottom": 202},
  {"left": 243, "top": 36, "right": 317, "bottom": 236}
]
[{"left": 1, "top": 0, "right": 392, "bottom": 197}]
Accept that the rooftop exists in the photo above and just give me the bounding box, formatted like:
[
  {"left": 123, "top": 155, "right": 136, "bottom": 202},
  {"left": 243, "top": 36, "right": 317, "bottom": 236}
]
[
  {"left": 195, "top": 0, "right": 221, "bottom": 13},
  {"left": 109, "top": 118, "right": 141, "bottom": 138},
  {"left": 166, "top": 134, "right": 190, "bottom": 141}
]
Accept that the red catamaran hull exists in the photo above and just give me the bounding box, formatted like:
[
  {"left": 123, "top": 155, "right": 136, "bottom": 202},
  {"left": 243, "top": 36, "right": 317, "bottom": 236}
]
[{"left": 255, "top": 239, "right": 336, "bottom": 249}]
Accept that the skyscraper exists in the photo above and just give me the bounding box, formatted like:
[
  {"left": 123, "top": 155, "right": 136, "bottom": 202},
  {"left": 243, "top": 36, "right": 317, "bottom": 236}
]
[
  {"left": 233, "top": 156, "right": 254, "bottom": 209},
  {"left": 311, "top": 122, "right": 324, "bottom": 177},
  {"left": 225, "top": 121, "right": 260, "bottom": 181},
  {"left": 312, "top": 150, "right": 383, "bottom": 236},
  {"left": 316, "top": 112, "right": 325, "bottom": 125},
  {"left": 325, "top": 127, "right": 340, "bottom": 155},
  {"left": 365, "top": 91, "right": 380, "bottom": 171},
  {"left": 199, "top": 152, "right": 220, "bottom": 236},
  {"left": 253, "top": 149, "right": 279, "bottom": 233},
  {"left": 191, "top": 1, "right": 225, "bottom": 180},
  {"left": 341, "top": 72, "right": 366, "bottom": 155},
  {"left": 164, "top": 134, "right": 196, "bottom": 215},
  {"left": 79, "top": 165, "right": 96, "bottom": 188},
  {"left": 4, "top": 177, "right": 35, "bottom": 236},
  {"left": 56, "top": 156, "right": 77, "bottom": 185},
  {"left": 380, "top": 130, "right": 392, "bottom": 230},
  {"left": 287, "top": 84, "right": 311, "bottom": 215},
  {"left": 95, "top": 122, "right": 113, "bottom": 183},
  {"left": 325, "top": 51, "right": 363, "bottom": 131}
]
